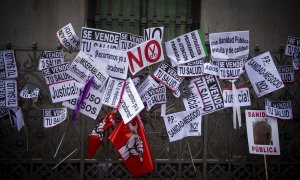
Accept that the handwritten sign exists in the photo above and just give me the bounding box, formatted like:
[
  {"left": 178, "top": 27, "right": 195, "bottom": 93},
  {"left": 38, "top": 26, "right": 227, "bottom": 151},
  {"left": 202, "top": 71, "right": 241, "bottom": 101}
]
[
  {"left": 131, "top": 76, "right": 141, "bottom": 88},
  {"left": 101, "top": 77, "right": 126, "bottom": 108},
  {"left": 246, "top": 110, "right": 280, "bottom": 155},
  {"left": 49, "top": 79, "right": 83, "bottom": 103},
  {"left": 165, "top": 30, "right": 207, "bottom": 65},
  {"left": 57, "top": 23, "right": 80, "bottom": 52},
  {"left": 285, "top": 36, "right": 300, "bottom": 56},
  {"left": 144, "top": 27, "right": 164, "bottom": 41},
  {"left": 137, "top": 75, "right": 159, "bottom": 103},
  {"left": 0, "top": 80, "right": 18, "bottom": 108},
  {"left": 277, "top": 65, "right": 294, "bottom": 83},
  {"left": 265, "top": 99, "right": 293, "bottom": 120},
  {"left": 245, "top": 52, "right": 284, "bottom": 97},
  {"left": 0, "top": 50, "right": 18, "bottom": 79},
  {"left": 120, "top": 32, "right": 144, "bottom": 50},
  {"left": 38, "top": 50, "right": 64, "bottom": 71},
  {"left": 144, "top": 85, "right": 167, "bottom": 110},
  {"left": 292, "top": 52, "right": 300, "bottom": 70},
  {"left": 42, "top": 62, "right": 73, "bottom": 85},
  {"left": 43, "top": 108, "right": 67, "bottom": 128},
  {"left": 218, "top": 59, "right": 244, "bottom": 79},
  {"left": 177, "top": 59, "right": 204, "bottom": 77},
  {"left": 223, "top": 87, "right": 251, "bottom": 107},
  {"left": 183, "top": 82, "right": 203, "bottom": 111},
  {"left": 204, "top": 58, "right": 219, "bottom": 76}
]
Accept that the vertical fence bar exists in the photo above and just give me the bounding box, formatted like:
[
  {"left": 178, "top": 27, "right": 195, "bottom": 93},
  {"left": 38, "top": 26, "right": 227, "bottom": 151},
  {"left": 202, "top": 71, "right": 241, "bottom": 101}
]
[
  {"left": 202, "top": 115, "right": 208, "bottom": 180},
  {"left": 80, "top": 115, "right": 86, "bottom": 180}
]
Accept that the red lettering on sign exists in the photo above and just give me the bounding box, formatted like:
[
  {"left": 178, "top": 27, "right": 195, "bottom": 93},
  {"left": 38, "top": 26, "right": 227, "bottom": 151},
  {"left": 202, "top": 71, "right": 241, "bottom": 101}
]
[
  {"left": 145, "top": 40, "right": 161, "bottom": 63},
  {"left": 127, "top": 47, "right": 143, "bottom": 73}
]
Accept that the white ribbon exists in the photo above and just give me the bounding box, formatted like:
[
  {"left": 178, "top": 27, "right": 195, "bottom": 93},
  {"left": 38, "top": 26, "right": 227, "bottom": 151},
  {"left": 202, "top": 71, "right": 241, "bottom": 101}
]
[{"left": 231, "top": 80, "right": 242, "bottom": 129}]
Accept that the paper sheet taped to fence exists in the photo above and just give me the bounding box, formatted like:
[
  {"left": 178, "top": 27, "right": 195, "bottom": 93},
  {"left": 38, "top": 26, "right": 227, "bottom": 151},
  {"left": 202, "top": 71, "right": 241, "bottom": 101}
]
[
  {"left": 49, "top": 80, "right": 83, "bottom": 103},
  {"left": 144, "top": 85, "right": 167, "bottom": 110},
  {"left": 101, "top": 77, "right": 126, "bottom": 108},
  {"left": 144, "top": 27, "right": 164, "bottom": 41},
  {"left": 0, "top": 80, "right": 18, "bottom": 108},
  {"left": 63, "top": 88, "right": 103, "bottom": 120},
  {"left": 245, "top": 51, "right": 284, "bottom": 97},
  {"left": 285, "top": 36, "right": 300, "bottom": 56},
  {"left": 165, "top": 30, "right": 207, "bottom": 65},
  {"left": 67, "top": 51, "right": 109, "bottom": 90},
  {"left": 223, "top": 87, "right": 251, "bottom": 107},
  {"left": 277, "top": 65, "right": 294, "bottom": 83},
  {"left": 137, "top": 75, "right": 159, "bottom": 103},
  {"left": 292, "top": 52, "right": 300, "bottom": 70},
  {"left": 119, "top": 32, "right": 144, "bottom": 50},
  {"left": 246, "top": 110, "right": 280, "bottom": 155},
  {"left": 218, "top": 59, "right": 244, "bottom": 79},
  {"left": 43, "top": 108, "right": 67, "bottom": 128},
  {"left": 118, "top": 78, "right": 145, "bottom": 124},
  {"left": 177, "top": 59, "right": 204, "bottom": 77},
  {"left": 38, "top": 50, "right": 64, "bottom": 71},
  {"left": 0, "top": 50, "right": 18, "bottom": 79},
  {"left": 163, "top": 108, "right": 202, "bottom": 142},
  {"left": 265, "top": 98, "right": 293, "bottom": 120},
  {"left": 57, "top": 23, "right": 80, "bottom": 52},
  {"left": 42, "top": 62, "right": 73, "bottom": 85},
  {"left": 209, "top": 31, "right": 249, "bottom": 59},
  {"left": 204, "top": 58, "right": 219, "bottom": 76}
]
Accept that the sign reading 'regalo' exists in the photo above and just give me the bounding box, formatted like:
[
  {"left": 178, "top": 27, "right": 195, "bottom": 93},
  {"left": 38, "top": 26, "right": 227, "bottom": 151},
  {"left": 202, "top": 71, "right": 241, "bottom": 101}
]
[
  {"left": 153, "top": 62, "right": 184, "bottom": 91},
  {"left": 246, "top": 110, "right": 280, "bottom": 155},
  {"left": 163, "top": 108, "right": 202, "bottom": 142},
  {"left": 43, "top": 108, "right": 67, "bottom": 128},
  {"left": 177, "top": 59, "right": 204, "bottom": 77},
  {"left": 81, "top": 27, "right": 120, "bottom": 57},
  {"left": 245, "top": 52, "right": 284, "bottom": 97},
  {"left": 49, "top": 79, "right": 83, "bottom": 103},
  {"left": 0, "top": 50, "right": 18, "bottom": 79},
  {"left": 119, "top": 32, "right": 144, "bottom": 50},
  {"left": 165, "top": 30, "right": 207, "bottom": 65},
  {"left": 67, "top": 51, "right": 109, "bottom": 90},
  {"left": 0, "top": 80, "right": 18, "bottom": 108},
  {"left": 218, "top": 59, "right": 244, "bottom": 79},
  {"left": 38, "top": 50, "right": 64, "bottom": 71},
  {"left": 223, "top": 87, "right": 251, "bottom": 107},
  {"left": 285, "top": 36, "right": 300, "bottom": 56},
  {"left": 127, "top": 38, "right": 164, "bottom": 75},
  {"left": 101, "top": 77, "right": 126, "bottom": 108},
  {"left": 42, "top": 62, "right": 73, "bottom": 85},
  {"left": 56, "top": 23, "right": 80, "bottom": 52},
  {"left": 265, "top": 98, "right": 293, "bottom": 120},
  {"left": 209, "top": 30, "right": 249, "bottom": 59},
  {"left": 63, "top": 88, "right": 103, "bottom": 120},
  {"left": 118, "top": 78, "right": 145, "bottom": 124},
  {"left": 277, "top": 65, "right": 294, "bottom": 83}
]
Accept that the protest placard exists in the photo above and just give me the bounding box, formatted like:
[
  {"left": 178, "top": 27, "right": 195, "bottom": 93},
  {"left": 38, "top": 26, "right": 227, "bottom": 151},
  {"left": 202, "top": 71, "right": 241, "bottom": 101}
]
[
  {"left": 81, "top": 27, "right": 120, "bottom": 57},
  {"left": 144, "top": 85, "right": 167, "bottom": 110},
  {"left": 277, "top": 65, "right": 294, "bottom": 83},
  {"left": 153, "top": 62, "right": 184, "bottom": 91},
  {"left": 101, "top": 77, "right": 126, "bottom": 108},
  {"left": 292, "top": 52, "right": 300, "bottom": 70},
  {"left": 57, "top": 23, "right": 80, "bottom": 52},
  {"left": 0, "top": 80, "right": 18, "bottom": 108},
  {"left": 218, "top": 59, "right": 244, "bottom": 79},
  {"left": 43, "top": 108, "right": 67, "bottom": 128},
  {"left": 209, "top": 31, "right": 249, "bottom": 59},
  {"left": 172, "top": 86, "right": 181, "bottom": 98},
  {"left": 137, "top": 75, "right": 159, "bottom": 103},
  {"left": 131, "top": 76, "right": 141, "bottom": 88},
  {"left": 183, "top": 82, "right": 204, "bottom": 111},
  {"left": 67, "top": 51, "right": 109, "bottom": 90},
  {"left": 63, "top": 88, "right": 103, "bottom": 120},
  {"left": 19, "top": 84, "right": 39, "bottom": 101},
  {"left": 245, "top": 52, "right": 284, "bottom": 97},
  {"left": 127, "top": 38, "right": 164, "bottom": 75},
  {"left": 163, "top": 108, "right": 202, "bottom": 142},
  {"left": 177, "top": 58, "right": 204, "bottom": 77},
  {"left": 223, "top": 87, "right": 251, "bottom": 107},
  {"left": 265, "top": 99, "right": 293, "bottom": 120},
  {"left": 9, "top": 107, "right": 24, "bottom": 131},
  {"left": 118, "top": 78, "right": 145, "bottom": 124},
  {"left": 204, "top": 58, "right": 219, "bottom": 76},
  {"left": 119, "top": 32, "right": 144, "bottom": 50},
  {"left": 245, "top": 110, "right": 280, "bottom": 155},
  {"left": 93, "top": 48, "right": 128, "bottom": 79},
  {"left": 42, "top": 62, "right": 73, "bottom": 85},
  {"left": 38, "top": 50, "right": 64, "bottom": 71},
  {"left": 144, "top": 27, "right": 164, "bottom": 41},
  {"left": 165, "top": 30, "right": 207, "bottom": 65},
  {"left": 0, "top": 50, "right": 18, "bottom": 79},
  {"left": 285, "top": 36, "right": 300, "bottom": 56},
  {"left": 49, "top": 79, "right": 83, "bottom": 103}
]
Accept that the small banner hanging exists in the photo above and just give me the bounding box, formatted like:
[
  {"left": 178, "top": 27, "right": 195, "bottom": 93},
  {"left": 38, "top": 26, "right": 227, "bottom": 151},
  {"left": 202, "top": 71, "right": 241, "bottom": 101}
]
[
  {"left": 57, "top": 23, "right": 80, "bottom": 52},
  {"left": 38, "top": 50, "right": 64, "bottom": 71},
  {"left": 43, "top": 108, "right": 67, "bottom": 128},
  {"left": 265, "top": 98, "right": 293, "bottom": 120},
  {"left": 0, "top": 50, "right": 18, "bottom": 79}
]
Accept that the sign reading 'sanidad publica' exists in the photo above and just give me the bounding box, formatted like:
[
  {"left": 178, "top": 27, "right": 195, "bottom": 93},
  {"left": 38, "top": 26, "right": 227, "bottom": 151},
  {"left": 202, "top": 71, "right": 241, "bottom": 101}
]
[
  {"left": 245, "top": 110, "right": 280, "bottom": 155},
  {"left": 209, "top": 30, "right": 249, "bottom": 59},
  {"left": 0, "top": 50, "right": 18, "bottom": 79},
  {"left": 43, "top": 108, "right": 67, "bottom": 128},
  {"left": 38, "top": 50, "right": 64, "bottom": 71},
  {"left": 56, "top": 23, "right": 80, "bottom": 52},
  {"left": 265, "top": 98, "right": 293, "bottom": 120}
]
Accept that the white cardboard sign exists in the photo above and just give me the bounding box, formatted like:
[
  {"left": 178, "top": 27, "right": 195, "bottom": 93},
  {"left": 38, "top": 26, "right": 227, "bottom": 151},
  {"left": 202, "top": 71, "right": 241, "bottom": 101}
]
[
  {"left": 137, "top": 75, "right": 159, "bottom": 103},
  {"left": 101, "top": 77, "right": 126, "bottom": 108},
  {"left": 163, "top": 108, "right": 202, "bottom": 142},
  {"left": 265, "top": 99, "right": 293, "bottom": 120},
  {"left": 120, "top": 32, "right": 144, "bottom": 50},
  {"left": 204, "top": 58, "right": 219, "bottom": 76},
  {"left": 292, "top": 52, "right": 300, "bottom": 70},
  {"left": 43, "top": 108, "right": 67, "bottom": 128},
  {"left": 153, "top": 62, "right": 184, "bottom": 91},
  {"left": 209, "top": 30, "right": 249, "bottom": 59},
  {"left": 42, "top": 62, "right": 73, "bottom": 85},
  {"left": 144, "top": 85, "right": 167, "bottom": 110},
  {"left": 0, "top": 80, "right": 18, "bottom": 108},
  {"left": 246, "top": 110, "right": 280, "bottom": 155},
  {"left": 93, "top": 48, "right": 128, "bottom": 79},
  {"left": 63, "top": 88, "right": 103, "bottom": 120},
  {"left": 245, "top": 52, "right": 284, "bottom": 97},
  {"left": 223, "top": 87, "right": 251, "bottom": 107},
  {"left": 118, "top": 78, "right": 145, "bottom": 124},
  {"left": 49, "top": 79, "right": 83, "bottom": 103},
  {"left": 144, "top": 27, "right": 164, "bottom": 41},
  {"left": 131, "top": 76, "right": 141, "bottom": 88},
  {"left": 183, "top": 82, "right": 204, "bottom": 111},
  {"left": 0, "top": 50, "right": 18, "bottom": 79},
  {"left": 0, "top": 108, "right": 8, "bottom": 118},
  {"left": 177, "top": 59, "right": 204, "bottom": 77},
  {"left": 127, "top": 38, "right": 164, "bottom": 75},
  {"left": 57, "top": 23, "right": 80, "bottom": 52},
  {"left": 19, "top": 84, "right": 39, "bottom": 100},
  {"left": 9, "top": 107, "right": 24, "bottom": 131},
  {"left": 277, "top": 65, "right": 294, "bottom": 83},
  {"left": 67, "top": 51, "right": 109, "bottom": 90},
  {"left": 285, "top": 36, "right": 300, "bottom": 56},
  {"left": 172, "top": 86, "right": 181, "bottom": 98},
  {"left": 165, "top": 30, "right": 207, "bottom": 65},
  {"left": 218, "top": 59, "right": 244, "bottom": 80},
  {"left": 38, "top": 50, "right": 64, "bottom": 71},
  {"left": 81, "top": 27, "right": 120, "bottom": 57}
]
